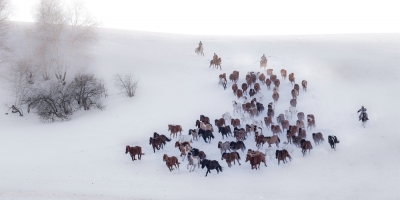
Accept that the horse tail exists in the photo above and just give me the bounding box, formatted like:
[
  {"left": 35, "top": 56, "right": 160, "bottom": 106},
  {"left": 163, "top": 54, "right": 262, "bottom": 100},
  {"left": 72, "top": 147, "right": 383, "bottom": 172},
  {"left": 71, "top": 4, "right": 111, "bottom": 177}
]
[
  {"left": 242, "top": 142, "right": 246, "bottom": 151},
  {"left": 211, "top": 133, "right": 215, "bottom": 139},
  {"left": 165, "top": 137, "right": 171, "bottom": 142},
  {"left": 277, "top": 136, "right": 281, "bottom": 143},
  {"left": 218, "top": 164, "right": 223, "bottom": 172},
  {"left": 236, "top": 152, "right": 241, "bottom": 160}
]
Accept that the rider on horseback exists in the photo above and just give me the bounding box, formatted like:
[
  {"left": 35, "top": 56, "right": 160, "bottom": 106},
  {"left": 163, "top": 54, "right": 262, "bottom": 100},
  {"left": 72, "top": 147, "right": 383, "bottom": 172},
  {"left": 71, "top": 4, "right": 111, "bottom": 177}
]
[
  {"left": 358, "top": 106, "right": 369, "bottom": 121},
  {"left": 199, "top": 41, "right": 202, "bottom": 48},
  {"left": 261, "top": 54, "right": 267, "bottom": 62}
]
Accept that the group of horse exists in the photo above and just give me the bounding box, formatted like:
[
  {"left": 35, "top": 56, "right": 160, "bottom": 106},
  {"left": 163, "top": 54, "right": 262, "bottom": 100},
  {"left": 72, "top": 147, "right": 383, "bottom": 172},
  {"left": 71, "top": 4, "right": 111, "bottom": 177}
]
[{"left": 124, "top": 51, "right": 341, "bottom": 176}]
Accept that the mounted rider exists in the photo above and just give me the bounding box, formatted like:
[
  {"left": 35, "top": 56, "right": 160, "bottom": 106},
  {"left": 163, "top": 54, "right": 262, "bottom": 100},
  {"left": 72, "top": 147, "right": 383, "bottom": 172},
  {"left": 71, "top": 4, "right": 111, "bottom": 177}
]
[
  {"left": 357, "top": 106, "right": 369, "bottom": 121},
  {"left": 213, "top": 53, "right": 218, "bottom": 62},
  {"left": 261, "top": 54, "right": 267, "bottom": 64},
  {"left": 199, "top": 41, "right": 202, "bottom": 48}
]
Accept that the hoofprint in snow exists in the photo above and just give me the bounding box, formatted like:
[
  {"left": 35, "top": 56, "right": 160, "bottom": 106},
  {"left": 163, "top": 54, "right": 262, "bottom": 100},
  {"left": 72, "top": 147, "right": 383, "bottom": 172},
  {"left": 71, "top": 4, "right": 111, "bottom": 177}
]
[{"left": 1, "top": 24, "right": 400, "bottom": 199}]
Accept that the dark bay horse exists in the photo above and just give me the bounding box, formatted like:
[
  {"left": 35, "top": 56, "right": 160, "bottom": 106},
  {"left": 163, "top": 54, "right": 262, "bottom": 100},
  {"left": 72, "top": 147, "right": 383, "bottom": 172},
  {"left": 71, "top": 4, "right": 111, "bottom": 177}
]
[{"left": 201, "top": 159, "right": 223, "bottom": 177}]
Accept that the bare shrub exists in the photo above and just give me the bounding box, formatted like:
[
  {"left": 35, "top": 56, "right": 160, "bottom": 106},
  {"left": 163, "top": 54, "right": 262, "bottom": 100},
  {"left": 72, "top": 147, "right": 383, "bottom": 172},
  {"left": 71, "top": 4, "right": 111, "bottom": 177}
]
[
  {"left": 69, "top": 73, "right": 105, "bottom": 110},
  {"left": 113, "top": 74, "right": 138, "bottom": 97}
]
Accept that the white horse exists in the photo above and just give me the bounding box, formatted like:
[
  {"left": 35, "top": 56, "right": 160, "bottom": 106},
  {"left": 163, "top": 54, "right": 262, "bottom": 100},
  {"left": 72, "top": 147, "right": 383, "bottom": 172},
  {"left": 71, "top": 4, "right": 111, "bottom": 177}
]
[
  {"left": 222, "top": 112, "right": 232, "bottom": 123},
  {"left": 251, "top": 118, "right": 264, "bottom": 128},
  {"left": 179, "top": 134, "right": 193, "bottom": 143},
  {"left": 195, "top": 46, "right": 204, "bottom": 56},
  {"left": 285, "top": 110, "right": 291, "bottom": 120},
  {"left": 289, "top": 106, "right": 297, "bottom": 118},
  {"left": 282, "top": 142, "right": 294, "bottom": 154},
  {"left": 264, "top": 146, "right": 277, "bottom": 160},
  {"left": 232, "top": 101, "right": 242, "bottom": 116},
  {"left": 256, "top": 92, "right": 264, "bottom": 102},
  {"left": 187, "top": 153, "right": 197, "bottom": 172},
  {"left": 241, "top": 112, "right": 250, "bottom": 123},
  {"left": 188, "top": 129, "right": 199, "bottom": 141}
]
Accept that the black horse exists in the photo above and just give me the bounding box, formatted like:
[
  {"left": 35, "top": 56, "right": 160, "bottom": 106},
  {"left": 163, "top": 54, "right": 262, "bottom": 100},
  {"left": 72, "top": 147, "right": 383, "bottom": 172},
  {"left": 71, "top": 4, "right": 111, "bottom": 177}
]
[
  {"left": 229, "top": 141, "right": 246, "bottom": 152},
  {"left": 198, "top": 129, "right": 215, "bottom": 143},
  {"left": 153, "top": 132, "right": 171, "bottom": 145},
  {"left": 328, "top": 135, "right": 339, "bottom": 150},
  {"left": 190, "top": 148, "right": 207, "bottom": 160},
  {"left": 360, "top": 113, "right": 368, "bottom": 128},
  {"left": 218, "top": 126, "right": 232, "bottom": 139},
  {"left": 201, "top": 159, "right": 223, "bottom": 177}
]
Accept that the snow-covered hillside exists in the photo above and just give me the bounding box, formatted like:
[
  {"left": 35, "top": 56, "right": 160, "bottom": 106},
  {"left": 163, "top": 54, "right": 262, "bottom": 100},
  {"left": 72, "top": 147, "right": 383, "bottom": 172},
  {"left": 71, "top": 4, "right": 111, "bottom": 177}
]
[{"left": 1, "top": 24, "right": 400, "bottom": 199}]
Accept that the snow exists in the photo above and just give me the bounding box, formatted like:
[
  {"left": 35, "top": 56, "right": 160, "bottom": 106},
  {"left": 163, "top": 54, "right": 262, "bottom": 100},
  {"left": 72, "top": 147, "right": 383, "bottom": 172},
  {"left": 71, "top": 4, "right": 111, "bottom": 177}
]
[{"left": 1, "top": 24, "right": 400, "bottom": 199}]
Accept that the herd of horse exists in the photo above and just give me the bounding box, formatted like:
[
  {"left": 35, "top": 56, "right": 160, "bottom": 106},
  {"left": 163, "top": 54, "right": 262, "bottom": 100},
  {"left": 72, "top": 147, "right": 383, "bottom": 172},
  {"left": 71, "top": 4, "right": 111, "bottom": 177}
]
[{"left": 125, "top": 47, "right": 341, "bottom": 177}]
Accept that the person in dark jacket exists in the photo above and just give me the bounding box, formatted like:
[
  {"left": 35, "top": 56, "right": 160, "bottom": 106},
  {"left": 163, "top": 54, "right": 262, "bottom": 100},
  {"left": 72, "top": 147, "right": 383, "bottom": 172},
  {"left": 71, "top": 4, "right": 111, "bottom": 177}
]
[{"left": 358, "top": 106, "right": 368, "bottom": 120}]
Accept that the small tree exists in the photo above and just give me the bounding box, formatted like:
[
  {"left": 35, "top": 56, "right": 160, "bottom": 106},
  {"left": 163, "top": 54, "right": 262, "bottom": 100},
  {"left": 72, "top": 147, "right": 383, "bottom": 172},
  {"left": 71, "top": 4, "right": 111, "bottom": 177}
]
[
  {"left": 69, "top": 73, "right": 105, "bottom": 110},
  {"left": 25, "top": 81, "right": 73, "bottom": 122},
  {"left": 113, "top": 74, "right": 138, "bottom": 97}
]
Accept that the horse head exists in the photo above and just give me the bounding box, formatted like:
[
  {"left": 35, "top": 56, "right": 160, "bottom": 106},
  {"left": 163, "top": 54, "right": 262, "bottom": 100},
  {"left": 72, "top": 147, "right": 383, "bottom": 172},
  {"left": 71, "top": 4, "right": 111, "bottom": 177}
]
[
  {"left": 149, "top": 137, "right": 153, "bottom": 145},
  {"left": 221, "top": 153, "right": 227, "bottom": 160},
  {"left": 125, "top": 145, "right": 130, "bottom": 154}
]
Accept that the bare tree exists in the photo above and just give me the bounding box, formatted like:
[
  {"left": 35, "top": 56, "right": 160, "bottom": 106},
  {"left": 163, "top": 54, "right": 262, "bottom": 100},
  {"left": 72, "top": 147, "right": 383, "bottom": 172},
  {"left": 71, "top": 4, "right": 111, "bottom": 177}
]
[
  {"left": 33, "top": 0, "right": 97, "bottom": 81},
  {"left": 69, "top": 73, "right": 105, "bottom": 110},
  {"left": 25, "top": 81, "right": 74, "bottom": 122},
  {"left": 0, "top": 0, "right": 11, "bottom": 62},
  {"left": 114, "top": 74, "right": 138, "bottom": 97}
]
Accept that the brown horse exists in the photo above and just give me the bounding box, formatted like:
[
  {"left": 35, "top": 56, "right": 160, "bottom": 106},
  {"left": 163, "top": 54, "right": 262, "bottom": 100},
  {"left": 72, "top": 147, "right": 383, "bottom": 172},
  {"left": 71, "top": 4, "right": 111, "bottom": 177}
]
[
  {"left": 300, "top": 140, "right": 313, "bottom": 157},
  {"left": 221, "top": 152, "right": 241, "bottom": 167},
  {"left": 297, "top": 112, "right": 305, "bottom": 121},
  {"left": 232, "top": 83, "right": 238, "bottom": 94},
  {"left": 294, "top": 84, "right": 300, "bottom": 94},
  {"left": 149, "top": 137, "right": 164, "bottom": 153},
  {"left": 266, "top": 69, "right": 273, "bottom": 76},
  {"left": 233, "top": 70, "right": 239, "bottom": 79},
  {"left": 254, "top": 83, "right": 261, "bottom": 93},
  {"left": 264, "top": 116, "right": 273, "bottom": 128},
  {"left": 302, "top": 80, "right": 307, "bottom": 92},
  {"left": 236, "top": 89, "right": 243, "bottom": 99},
  {"left": 168, "top": 124, "right": 183, "bottom": 138},
  {"left": 241, "top": 83, "right": 248, "bottom": 95},
  {"left": 229, "top": 73, "right": 238, "bottom": 83},
  {"left": 210, "top": 57, "right": 222, "bottom": 69},
  {"left": 266, "top": 79, "right": 271, "bottom": 90},
  {"left": 274, "top": 79, "right": 280, "bottom": 88},
  {"left": 271, "top": 125, "right": 282, "bottom": 136},
  {"left": 272, "top": 92, "right": 279, "bottom": 103},
  {"left": 307, "top": 118, "right": 315, "bottom": 130},
  {"left": 231, "top": 118, "right": 241, "bottom": 128},
  {"left": 175, "top": 141, "right": 192, "bottom": 152},
  {"left": 163, "top": 154, "right": 180, "bottom": 172},
  {"left": 219, "top": 73, "right": 226, "bottom": 81},
  {"left": 200, "top": 115, "right": 210, "bottom": 124},
  {"left": 264, "top": 135, "right": 280, "bottom": 147},
  {"left": 298, "top": 128, "right": 307, "bottom": 139},
  {"left": 245, "top": 154, "right": 267, "bottom": 170},
  {"left": 281, "top": 120, "right": 289, "bottom": 132},
  {"left": 125, "top": 145, "right": 144, "bottom": 161},
  {"left": 286, "top": 129, "right": 296, "bottom": 144},
  {"left": 275, "top": 149, "right": 292, "bottom": 165},
  {"left": 312, "top": 132, "right": 324, "bottom": 145},
  {"left": 259, "top": 73, "right": 266, "bottom": 83},
  {"left": 214, "top": 118, "right": 225, "bottom": 127},
  {"left": 270, "top": 74, "right": 277, "bottom": 83},
  {"left": 260, "top": 59, "right": 267, "bottom": 68},
  {"left": 290, "top": 99, "right": 297, "bottom": 107},
  {"left": 296, "top": 120, "right": 305, "bottom": 129},
  {"left": 291, "top": 89, "right": 298, "bottom": 99},
  {"left": 267, "top": 108, "right": 275, "bottom": 118},
  {"left": 289, "top": 73, "right": 295, "bottom": 86},
  {"left": 280, "top": 69, "right": 287, "bottom": 80}
]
